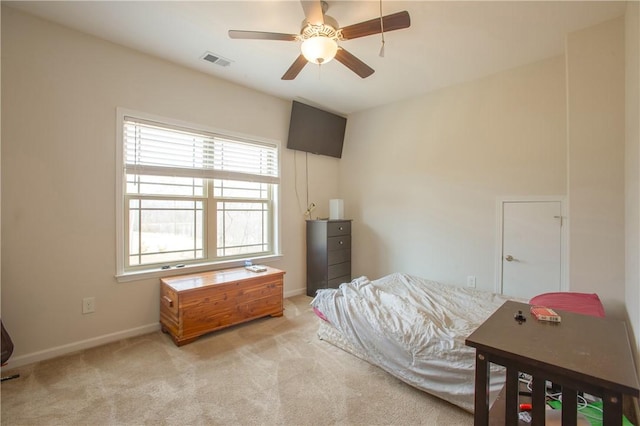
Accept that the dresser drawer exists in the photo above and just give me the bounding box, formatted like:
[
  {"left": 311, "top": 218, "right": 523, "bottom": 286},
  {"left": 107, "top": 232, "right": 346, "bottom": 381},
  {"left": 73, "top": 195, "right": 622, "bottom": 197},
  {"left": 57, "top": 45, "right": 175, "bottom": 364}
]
[
  {"left": 328, "top": 262, "right": 351, "bottom": 280},
  {"left": 328, "top": 274, "right": 351, "bottom": 288},
  {"left": 328, "top": 221, "right": 351, "bottom": 237},
  {"left": 328, "top": 235, "right": 351, "bottom": 251},
  {"left": 328, "top": 249, "right": 351, "bottom": 265}
]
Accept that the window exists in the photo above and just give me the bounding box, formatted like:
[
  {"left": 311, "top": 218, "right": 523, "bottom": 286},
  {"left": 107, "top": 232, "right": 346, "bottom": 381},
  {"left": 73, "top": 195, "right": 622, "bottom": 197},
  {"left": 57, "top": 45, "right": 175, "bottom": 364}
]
[{"left": 116, "top": 110, "right": 279, "bottom": 276}]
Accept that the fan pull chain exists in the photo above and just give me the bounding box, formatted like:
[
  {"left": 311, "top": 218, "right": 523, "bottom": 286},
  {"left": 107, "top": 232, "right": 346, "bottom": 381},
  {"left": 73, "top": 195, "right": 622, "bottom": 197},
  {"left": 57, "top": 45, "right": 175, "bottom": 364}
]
[{"left": 379, "top": 0, "right": 385, "bottom": 57}]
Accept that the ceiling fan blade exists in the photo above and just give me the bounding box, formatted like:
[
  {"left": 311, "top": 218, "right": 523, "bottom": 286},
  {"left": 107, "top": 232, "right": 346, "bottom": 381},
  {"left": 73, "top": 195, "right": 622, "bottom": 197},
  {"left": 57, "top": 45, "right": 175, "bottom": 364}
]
[
  {"left": 282, "top": 55, "right": 308, "bottom": 80},
  {"left": 300, "top": 0, "right": 324, "bottom": 25},
  {"left": 334, "top": 48, "right": 374, "bottom": 79},
  {"left": 340, "top": 11, "right": 410, "bottom": 40},
  {"left": 228, "top": 30, "right": 297, "bottom": 41}
]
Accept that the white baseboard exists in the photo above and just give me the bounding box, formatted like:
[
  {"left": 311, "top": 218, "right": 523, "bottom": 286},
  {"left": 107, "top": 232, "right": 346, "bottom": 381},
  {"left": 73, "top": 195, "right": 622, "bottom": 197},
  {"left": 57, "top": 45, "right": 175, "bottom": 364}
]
[
  {"left": 1, "top": 323, "right": 161, "bottom": 371},
  {"left": 2, "top": 292, "right": 308, "bottom": 372},
  {"left": 284, "top": 287, "right": 307, "bottom": 298}
]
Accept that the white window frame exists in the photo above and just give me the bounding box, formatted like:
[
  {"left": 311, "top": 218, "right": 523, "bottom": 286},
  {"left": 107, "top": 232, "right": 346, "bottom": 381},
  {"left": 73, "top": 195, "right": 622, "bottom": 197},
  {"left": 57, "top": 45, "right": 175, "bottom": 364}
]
[{"left": 115, "top": 108, "right": 281, "bottom": 282}]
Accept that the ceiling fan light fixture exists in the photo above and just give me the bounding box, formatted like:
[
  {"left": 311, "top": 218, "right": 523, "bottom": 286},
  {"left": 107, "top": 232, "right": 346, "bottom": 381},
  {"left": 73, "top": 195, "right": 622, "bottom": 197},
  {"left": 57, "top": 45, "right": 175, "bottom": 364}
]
[
  {"left": 301, "top": 35, "right": 338, "bottom": 64},
  {"left": 229, "top": 1, "right": 411, "bottom": 80}
]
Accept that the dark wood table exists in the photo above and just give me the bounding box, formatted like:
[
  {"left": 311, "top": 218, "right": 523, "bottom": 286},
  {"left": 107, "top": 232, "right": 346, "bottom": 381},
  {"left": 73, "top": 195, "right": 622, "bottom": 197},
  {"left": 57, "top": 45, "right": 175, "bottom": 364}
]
[{"left": 465, "top": 300, "right": 639, "bottom": 426}]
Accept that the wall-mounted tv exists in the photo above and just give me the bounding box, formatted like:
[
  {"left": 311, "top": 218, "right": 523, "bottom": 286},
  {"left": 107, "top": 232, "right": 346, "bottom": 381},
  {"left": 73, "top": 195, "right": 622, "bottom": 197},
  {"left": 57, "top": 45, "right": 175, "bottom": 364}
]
[{"left": 286, "top": 101, "right": 347, "bottom": 159}]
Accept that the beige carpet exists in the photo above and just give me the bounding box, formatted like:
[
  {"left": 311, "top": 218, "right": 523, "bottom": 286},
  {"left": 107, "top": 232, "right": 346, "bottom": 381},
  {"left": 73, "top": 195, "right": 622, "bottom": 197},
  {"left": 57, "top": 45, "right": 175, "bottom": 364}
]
[{"left": 0, "top": 295, "right": 472, "bottom": 425}]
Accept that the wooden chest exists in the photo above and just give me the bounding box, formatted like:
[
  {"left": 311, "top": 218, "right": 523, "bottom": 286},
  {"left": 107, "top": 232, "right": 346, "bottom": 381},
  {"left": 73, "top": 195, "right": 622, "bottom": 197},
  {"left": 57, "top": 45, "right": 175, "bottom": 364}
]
[{"left": 159, "top": 266, "right": 285, "bottom": 346}]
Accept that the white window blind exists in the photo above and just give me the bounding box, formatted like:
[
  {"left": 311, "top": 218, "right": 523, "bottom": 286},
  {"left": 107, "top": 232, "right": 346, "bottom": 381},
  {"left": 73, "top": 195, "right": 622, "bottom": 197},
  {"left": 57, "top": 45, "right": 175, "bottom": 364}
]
[{"left": 123, "top": 117, "right": 279, "bottom": 184}]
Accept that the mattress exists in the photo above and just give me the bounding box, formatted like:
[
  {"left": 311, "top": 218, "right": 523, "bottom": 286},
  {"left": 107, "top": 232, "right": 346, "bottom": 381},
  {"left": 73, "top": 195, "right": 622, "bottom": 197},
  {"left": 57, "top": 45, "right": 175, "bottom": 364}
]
[
  {"left": 317, "top": 319, "right": 368, "bottom": 360},
  {"left": 311, "top": 273, "right": 513, "bottom": 413}
]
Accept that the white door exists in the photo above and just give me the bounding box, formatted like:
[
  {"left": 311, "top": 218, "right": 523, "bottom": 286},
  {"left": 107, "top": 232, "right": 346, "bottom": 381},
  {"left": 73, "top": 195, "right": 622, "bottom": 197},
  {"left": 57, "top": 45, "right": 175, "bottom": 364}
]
[{"left": 501, "top": 201, "right": 563, "bottom": 300}]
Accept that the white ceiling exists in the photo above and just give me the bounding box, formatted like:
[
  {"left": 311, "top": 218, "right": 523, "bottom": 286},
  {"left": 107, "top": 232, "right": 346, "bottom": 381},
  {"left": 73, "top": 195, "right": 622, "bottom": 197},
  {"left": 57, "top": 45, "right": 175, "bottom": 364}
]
[{"left": 6, "top": 1, "right": 627, "bottom": 115}]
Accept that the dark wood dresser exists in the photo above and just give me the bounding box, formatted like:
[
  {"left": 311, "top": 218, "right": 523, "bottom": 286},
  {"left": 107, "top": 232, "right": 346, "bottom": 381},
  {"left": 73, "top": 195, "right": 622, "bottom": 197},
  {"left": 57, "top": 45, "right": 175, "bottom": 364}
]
[{"left": 306, "top": 220, "right": 352, "bottom": 296}]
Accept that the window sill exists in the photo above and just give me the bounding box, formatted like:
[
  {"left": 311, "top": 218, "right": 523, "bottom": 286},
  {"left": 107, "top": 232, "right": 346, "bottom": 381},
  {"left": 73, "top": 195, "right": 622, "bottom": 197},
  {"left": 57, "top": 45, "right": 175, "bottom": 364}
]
[{"left": 115, "top": 254, "right": 284, "bottom": 283}]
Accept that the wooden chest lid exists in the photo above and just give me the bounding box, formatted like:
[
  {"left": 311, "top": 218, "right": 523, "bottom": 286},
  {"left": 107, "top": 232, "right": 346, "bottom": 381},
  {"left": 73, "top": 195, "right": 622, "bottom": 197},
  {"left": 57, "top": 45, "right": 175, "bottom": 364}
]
[{"left": 160, "top": 266, "right": 285, "bottom": 292}]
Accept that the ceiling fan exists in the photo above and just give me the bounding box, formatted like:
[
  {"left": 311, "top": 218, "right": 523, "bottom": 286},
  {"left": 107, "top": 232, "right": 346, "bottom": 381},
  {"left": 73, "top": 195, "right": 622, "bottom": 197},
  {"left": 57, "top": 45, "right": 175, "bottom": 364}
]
[{"left": 228, "top": 0, "right": 410, "bottom": 80}]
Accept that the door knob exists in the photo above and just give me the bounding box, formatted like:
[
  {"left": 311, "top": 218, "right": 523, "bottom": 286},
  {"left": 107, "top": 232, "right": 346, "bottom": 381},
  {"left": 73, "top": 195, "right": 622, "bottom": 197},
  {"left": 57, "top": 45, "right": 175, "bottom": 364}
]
[{"left": 505, "top": 255, "right": 514, "bottom": 262}]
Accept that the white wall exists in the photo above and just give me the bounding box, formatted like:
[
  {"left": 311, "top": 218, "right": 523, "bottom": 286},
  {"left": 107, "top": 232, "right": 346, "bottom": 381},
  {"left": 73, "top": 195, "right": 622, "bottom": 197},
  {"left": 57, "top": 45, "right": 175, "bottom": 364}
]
[
  {"left": 0, "top": 7, "right": 339, "bottom": 366},
  {"left": 340, "top": 56, "right": 567, "bottom": 291},
  {"left": 566, "top": 17, "right": 626, "bottom": 317},
  {"left": 340, "top": 14, "right": 633, "bottom": 322},
  {"left": 625, "top": 1, "right": 640, "bottom": 361},
  {"left": 2, "top": 4, "right": 637, "bottom": 369},
  {"left": 0, "top": 4, "right": 3, "bottom": 321}
]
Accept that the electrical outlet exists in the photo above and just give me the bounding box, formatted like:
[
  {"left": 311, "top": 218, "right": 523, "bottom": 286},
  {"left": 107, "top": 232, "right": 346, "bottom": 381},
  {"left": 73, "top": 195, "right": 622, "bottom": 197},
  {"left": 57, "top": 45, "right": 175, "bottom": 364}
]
[
  {"left": 466, "top": 276, "right": 476, "bottom": 288},
  {"left": 82, "top": 297, "right": 95, "bottom": 314}
]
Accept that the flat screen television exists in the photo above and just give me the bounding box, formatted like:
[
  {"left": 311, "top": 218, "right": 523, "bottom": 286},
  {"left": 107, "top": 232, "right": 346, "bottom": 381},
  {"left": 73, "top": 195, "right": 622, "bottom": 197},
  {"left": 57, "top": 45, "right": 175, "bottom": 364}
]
[{"left": 286, "top": 101, "right": 347, "bottom": 159}]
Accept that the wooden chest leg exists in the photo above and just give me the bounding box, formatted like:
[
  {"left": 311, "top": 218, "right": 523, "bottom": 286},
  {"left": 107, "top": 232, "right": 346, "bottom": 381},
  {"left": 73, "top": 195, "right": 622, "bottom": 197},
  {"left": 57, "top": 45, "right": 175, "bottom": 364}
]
[{"left": 175, "top": 336, "right": 198, "bottom": 347}]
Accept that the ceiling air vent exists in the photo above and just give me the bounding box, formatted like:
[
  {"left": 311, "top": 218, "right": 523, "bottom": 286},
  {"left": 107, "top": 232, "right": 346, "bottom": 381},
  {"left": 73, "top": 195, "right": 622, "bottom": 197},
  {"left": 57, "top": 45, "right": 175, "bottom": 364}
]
[{"left": 201, "top": 52, "right": 232, "bottom": 67}]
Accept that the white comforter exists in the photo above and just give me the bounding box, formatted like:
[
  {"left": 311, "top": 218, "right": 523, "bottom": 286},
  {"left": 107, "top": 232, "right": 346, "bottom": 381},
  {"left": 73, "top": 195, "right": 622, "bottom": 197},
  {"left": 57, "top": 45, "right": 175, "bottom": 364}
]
[{"left": 310, "top": 273, "right": 512, "bottom": 412}]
